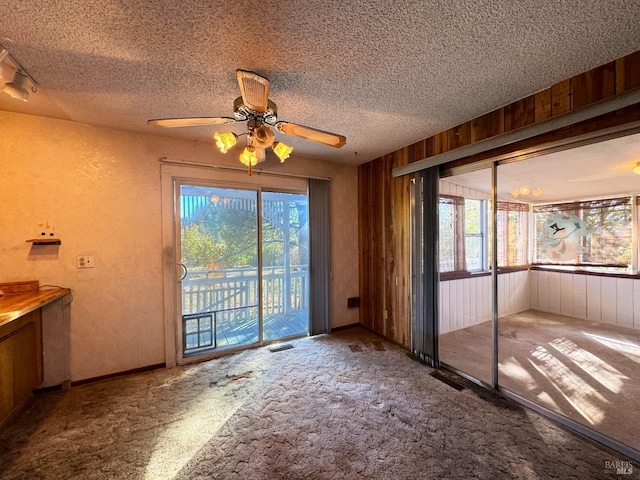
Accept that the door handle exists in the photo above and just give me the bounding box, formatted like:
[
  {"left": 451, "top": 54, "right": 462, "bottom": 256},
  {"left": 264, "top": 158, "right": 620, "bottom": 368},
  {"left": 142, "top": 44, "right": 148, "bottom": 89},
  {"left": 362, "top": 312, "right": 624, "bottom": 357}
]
[{"left": 178, "top": 263, "right": 188, "bottom": 281}]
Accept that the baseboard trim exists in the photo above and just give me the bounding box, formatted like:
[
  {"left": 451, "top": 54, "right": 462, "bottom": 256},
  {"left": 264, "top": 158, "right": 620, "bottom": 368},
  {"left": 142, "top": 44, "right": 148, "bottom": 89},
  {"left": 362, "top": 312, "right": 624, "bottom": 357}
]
[
  {"left": 330, "top": 323, "right": 361, "bottom": 333},
  {"left": 71, "top": 363, "right": 166, "bottom": 387}
]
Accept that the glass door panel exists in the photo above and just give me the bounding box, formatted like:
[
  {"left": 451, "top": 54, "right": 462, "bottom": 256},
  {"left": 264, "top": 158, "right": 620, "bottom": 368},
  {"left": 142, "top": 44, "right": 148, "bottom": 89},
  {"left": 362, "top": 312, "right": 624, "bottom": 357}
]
[
  {"left": 438, "top": 168, "right": 494, "bottom": 385},
  {"left": 261, "top": 191, "right": 309, "bottom": 341},
  {"left": 179, "top": 184, "right": 259, "bottom": 355},
  {"left": 497, "top": 148, "right": 640, "bottom": 453}
]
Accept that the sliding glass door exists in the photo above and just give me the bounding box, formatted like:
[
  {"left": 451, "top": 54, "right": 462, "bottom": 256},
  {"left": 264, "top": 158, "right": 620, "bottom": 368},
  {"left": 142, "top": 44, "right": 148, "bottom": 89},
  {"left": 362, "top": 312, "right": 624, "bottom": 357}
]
[
  {"left": 177, "top": 183, "right": 309, "bottom": 358},
  {"left": 437, "top": 168, "right": 494, "bottom": 385},
  {"left": 261, "top": 192, "right": 309, "bottom": 341},
  {"left": 418, "top": 132, "right": 640, "bottom": 460}
]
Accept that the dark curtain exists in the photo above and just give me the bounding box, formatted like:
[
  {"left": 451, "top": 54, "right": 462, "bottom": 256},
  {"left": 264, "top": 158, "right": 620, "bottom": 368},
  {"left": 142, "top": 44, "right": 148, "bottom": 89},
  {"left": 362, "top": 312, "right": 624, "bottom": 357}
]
[
  {"left": 308, "top": 178, "right": 331, "bottom": 335},
  {"left": 412, "top": 167, "right": 440, "bottom": 367}
]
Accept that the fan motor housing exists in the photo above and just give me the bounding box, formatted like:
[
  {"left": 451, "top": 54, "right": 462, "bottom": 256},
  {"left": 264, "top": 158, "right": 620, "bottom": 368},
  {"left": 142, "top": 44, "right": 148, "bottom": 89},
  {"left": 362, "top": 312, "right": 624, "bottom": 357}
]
[{"left": 233, "top": 96, "right": 278, "bottom": 124}]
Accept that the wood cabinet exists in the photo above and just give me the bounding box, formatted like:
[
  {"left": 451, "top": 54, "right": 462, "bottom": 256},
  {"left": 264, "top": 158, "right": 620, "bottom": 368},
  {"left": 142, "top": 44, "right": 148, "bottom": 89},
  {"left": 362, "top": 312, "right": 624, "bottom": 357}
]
[
  {"left": 0, "top": 287, "right": 69, "bottom": 426},
  {"left": 0, "top": 309, "right": 42, "bottom": 424}
]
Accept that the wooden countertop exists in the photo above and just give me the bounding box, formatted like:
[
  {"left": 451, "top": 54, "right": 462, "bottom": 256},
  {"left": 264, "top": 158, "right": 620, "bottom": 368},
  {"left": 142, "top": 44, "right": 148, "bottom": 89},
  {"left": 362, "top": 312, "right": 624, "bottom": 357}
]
[{"left": 0, "top": 288, "right": 70, "bottom": 327}]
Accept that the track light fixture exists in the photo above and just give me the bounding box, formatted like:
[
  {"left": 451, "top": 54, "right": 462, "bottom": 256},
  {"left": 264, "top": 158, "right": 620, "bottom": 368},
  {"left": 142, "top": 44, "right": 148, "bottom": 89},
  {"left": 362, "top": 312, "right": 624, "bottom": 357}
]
[
  {"left": 0, "top": 49, "right": 8, "bottom": 76},
  {"left": 0, "top": 45, "right": 37, "bottom": 102},
  {"left": 3, "top": 71, "right": 30, "bottom": 101}
]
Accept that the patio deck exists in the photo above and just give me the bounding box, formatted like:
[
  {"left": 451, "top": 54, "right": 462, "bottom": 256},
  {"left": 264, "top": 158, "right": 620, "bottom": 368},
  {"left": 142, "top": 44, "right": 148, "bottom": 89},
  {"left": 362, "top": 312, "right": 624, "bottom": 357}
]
[{"left": 185, "top": 309, "right": 309, "bottom": 355}]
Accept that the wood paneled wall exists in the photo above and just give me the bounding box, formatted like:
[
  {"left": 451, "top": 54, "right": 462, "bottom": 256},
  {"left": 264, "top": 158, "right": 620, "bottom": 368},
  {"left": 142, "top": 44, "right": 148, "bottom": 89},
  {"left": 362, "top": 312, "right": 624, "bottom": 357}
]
[
  {"left": 530, "top": 270, "right": 640, "bottom": 330},
  {"left": 358, "top": 51, "right": 640, "bottom": 348}
]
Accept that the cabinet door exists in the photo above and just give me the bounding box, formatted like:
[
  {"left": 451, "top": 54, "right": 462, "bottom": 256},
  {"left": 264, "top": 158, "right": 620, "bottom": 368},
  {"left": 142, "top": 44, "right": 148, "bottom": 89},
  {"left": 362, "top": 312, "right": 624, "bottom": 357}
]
[
  {"left": 0, "top": 339, "right": 14, "bottom": 423},
  {"left": 11, "top": 322, "right": 39, "bottom": 405},
  {"left": 0, "top": 310, "right": 41, "bottom": 425}
]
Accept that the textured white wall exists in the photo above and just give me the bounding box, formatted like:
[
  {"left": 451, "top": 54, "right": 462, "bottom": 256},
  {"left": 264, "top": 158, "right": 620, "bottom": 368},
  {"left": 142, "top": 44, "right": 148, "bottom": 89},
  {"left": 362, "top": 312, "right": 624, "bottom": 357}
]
[{"left": 0, "top": 111, "right": 359, "bottom": 381}]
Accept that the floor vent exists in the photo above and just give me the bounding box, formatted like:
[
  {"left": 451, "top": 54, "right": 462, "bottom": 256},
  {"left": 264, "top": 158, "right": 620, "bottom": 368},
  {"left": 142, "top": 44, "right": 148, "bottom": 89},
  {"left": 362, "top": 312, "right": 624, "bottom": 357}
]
[
  {"left": 430, "top": 371, "right": 465, "bottom": 391},
  {"left": 269, "top": 344, "right": 294, "bottom": 353}
]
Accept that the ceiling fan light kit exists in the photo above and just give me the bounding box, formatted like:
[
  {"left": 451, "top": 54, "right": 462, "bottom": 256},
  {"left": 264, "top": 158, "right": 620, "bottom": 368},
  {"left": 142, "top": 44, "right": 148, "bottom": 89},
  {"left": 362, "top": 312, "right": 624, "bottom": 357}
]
[
  {"left": 148, "top": 69, "right": 346, "bottom": 174},
  {"left": 213, "top": 131, "right": 238, "bottom": 153},
  {"left": 273, "top": 142, "right": 293, "bottom": 163}
]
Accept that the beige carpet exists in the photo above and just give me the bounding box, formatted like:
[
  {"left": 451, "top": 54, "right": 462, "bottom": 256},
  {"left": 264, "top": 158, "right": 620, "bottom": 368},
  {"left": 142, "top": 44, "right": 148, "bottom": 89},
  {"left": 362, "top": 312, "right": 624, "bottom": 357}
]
[
  {"left": 440, "top": 310, "right": 640, "bottom": 454},
  {"left": 0, "top": 326, "right": 637, "bottom": 479}
]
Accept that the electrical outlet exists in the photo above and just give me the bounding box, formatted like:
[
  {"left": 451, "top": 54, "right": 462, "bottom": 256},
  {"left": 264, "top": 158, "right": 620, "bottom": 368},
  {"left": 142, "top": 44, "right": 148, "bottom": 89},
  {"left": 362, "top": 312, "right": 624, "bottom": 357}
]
[{"left": 77, "top": 255, "right": 94, "bottom": 268}]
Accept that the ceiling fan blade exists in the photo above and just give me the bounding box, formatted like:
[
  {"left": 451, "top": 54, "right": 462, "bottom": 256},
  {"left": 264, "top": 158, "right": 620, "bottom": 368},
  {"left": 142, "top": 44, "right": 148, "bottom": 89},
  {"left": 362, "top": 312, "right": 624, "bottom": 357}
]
[
  {"left": 236, "top": 69, "right": 270, "bottom": 113},
  {"left": 275, "top": 121, "right": 347, "bottom": 148},
  {"left": 256, "top": 147, "right": 266, "bottom": 163},
  {"left": 147, "top": 117, "right": 236, "bottom": 128}
]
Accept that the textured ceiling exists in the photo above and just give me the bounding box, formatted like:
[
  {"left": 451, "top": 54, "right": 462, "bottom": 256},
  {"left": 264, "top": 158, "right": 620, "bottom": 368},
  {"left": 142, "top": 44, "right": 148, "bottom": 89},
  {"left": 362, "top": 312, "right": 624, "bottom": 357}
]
[
  {"left": 1, "top": 1, "right": 639, "bottom": 166},
  {"left": 445, "top": 133, "right": 640, "bottom": 203}
]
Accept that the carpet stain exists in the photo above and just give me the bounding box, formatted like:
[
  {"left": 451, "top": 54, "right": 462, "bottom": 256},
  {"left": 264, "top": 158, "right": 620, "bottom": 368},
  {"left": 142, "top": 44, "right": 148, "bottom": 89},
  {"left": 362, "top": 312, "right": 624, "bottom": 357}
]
[
  {"left": 349, "top": 344, "right": 363, "bottom": 352},
  {"left": 210, "top": 371, "right": 255, "bottom": 387},
  {"left": 371, "top": 340, "right": 385, "bottom": 351}
]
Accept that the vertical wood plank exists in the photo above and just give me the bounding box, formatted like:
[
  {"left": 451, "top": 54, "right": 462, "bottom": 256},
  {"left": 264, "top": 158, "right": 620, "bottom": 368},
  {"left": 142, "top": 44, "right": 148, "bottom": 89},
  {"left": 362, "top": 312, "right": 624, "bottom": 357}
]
[
  {"left": 424, "top": 136, "right": 435, "bottom": 159},
  {"left": 483, "top": 274, "right": 491, "bottom": 323},
  {"left": 498, "top": 275, "right": 507, "bottom": 317},
  {"left": 434, "top": 131, "right": 449, "bottom": 154},
  {"left": 469, "top": 277, "right": 478, "bottom": 325},
  {"left": 448, "top": 122, "right": 471, "bottom": 150},
  {"left": 616, "top": 278, "right": 633, "bottom": 328},
  {"left": 504, "top": 95, "right": 536, "bottom": 132},
  {"left": 538, "top": 271, "right": 549, "bottom": 312},
  {"left": 573, "top": 274, "right": 587, "bottom": 319},
  {"left": 586, "top": 276, "right": 601, "bottom": 322},
  {"left": 615, "top": 51, "right": 640, "bottom": 93},
  {"left": 463, "top": 278, "right": 471, "bottom": 326},
  {"left": 408, "top": 139, "right": 427, "bottom": 164},
  {"left": 560, "top": 273, "right": 574, "bottom": 317},
  {"left": 634, "top": 280, "right": 640, "bottom": 329},
  {"left": 548, "top": 272, "right": 561, "bottom": 314},
  {"left": 551, "top": 80, "right": 571, "bottom": 116},
  {"left": 571, "top": 62, "right": 616, "bottom": 110},
  {"left": 521, "top": 270, "right": 531, "bottom": 312},
  {"left": 535, "top": 88, "right": 552, "bottom": 121},
  {"left": 490, "top": 108, "right": 504, "bottom": 136},
  {"left": 390, "top": 148, "right": 411, "bottom": 346},
  {"left": 600, "top": 277, "right": 617, "bottom": 325},
  {"left": 470, "top": 113, "right": 493, "bottom": 143},
  {"left": 358, "top": 162, "right": 371, "bottom": 329},
  {"left": 371, "top": 157, "right": 385, "bottom": 335},
  {"left": 476, "top": 276, "right": 483, "bottom": 324},
  {"left": 529, "top": 270, "right": 538, "bottom": 310},
  {"left": 383, "top": 153, "right": 393, "bottom": 340},
  {"left": 440, "top": 281, "right": 450, "bottom": 334},
  {"left": 450, "top": 280, "right": 460, "bottom": 330}
]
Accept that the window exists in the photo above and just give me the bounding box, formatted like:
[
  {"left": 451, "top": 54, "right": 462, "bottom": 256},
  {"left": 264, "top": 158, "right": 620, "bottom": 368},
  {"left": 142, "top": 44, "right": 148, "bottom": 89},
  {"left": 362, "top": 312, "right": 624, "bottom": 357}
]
[
  {"left": 438, "top": 195, "right": 486, "bottom": 273},
  {"left": 439, "top": 194, "right": 531, "bottom": 274},
  {"left": 439, "top": 195, "right": 465, "bottom": 272},
  {"left": 496, "top": 202, "right": 529, "bottom": 267},
  {"left": 464, "top": 199, "right": 484, "bottom": 272},
  {"left": 534, "top": 196, "right": 632, "bottom": 270}
]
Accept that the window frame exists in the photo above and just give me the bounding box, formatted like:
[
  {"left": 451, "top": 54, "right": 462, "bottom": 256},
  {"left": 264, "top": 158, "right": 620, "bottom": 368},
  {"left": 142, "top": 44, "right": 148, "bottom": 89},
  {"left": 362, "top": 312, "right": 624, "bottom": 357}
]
[
  {"left": 496, "top": 201, "right": 530, "bottom": 268},
  {"left": 532, "top": 195, "right": 634, "bottom": 273}
]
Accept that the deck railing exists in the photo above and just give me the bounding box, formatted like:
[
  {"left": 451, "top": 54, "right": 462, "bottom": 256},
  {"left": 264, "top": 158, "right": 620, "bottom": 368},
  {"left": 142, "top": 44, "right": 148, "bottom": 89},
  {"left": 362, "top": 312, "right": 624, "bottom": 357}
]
[{"left": 182, "top": 265, "right": 309, "bottom": 317}]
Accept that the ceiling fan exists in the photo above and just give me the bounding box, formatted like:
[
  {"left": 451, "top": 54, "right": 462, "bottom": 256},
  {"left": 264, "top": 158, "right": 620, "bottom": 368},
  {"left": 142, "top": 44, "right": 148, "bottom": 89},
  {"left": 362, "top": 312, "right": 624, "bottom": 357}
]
[{"left": 148, "top": 69, "right": 347, "bottom": 173}]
